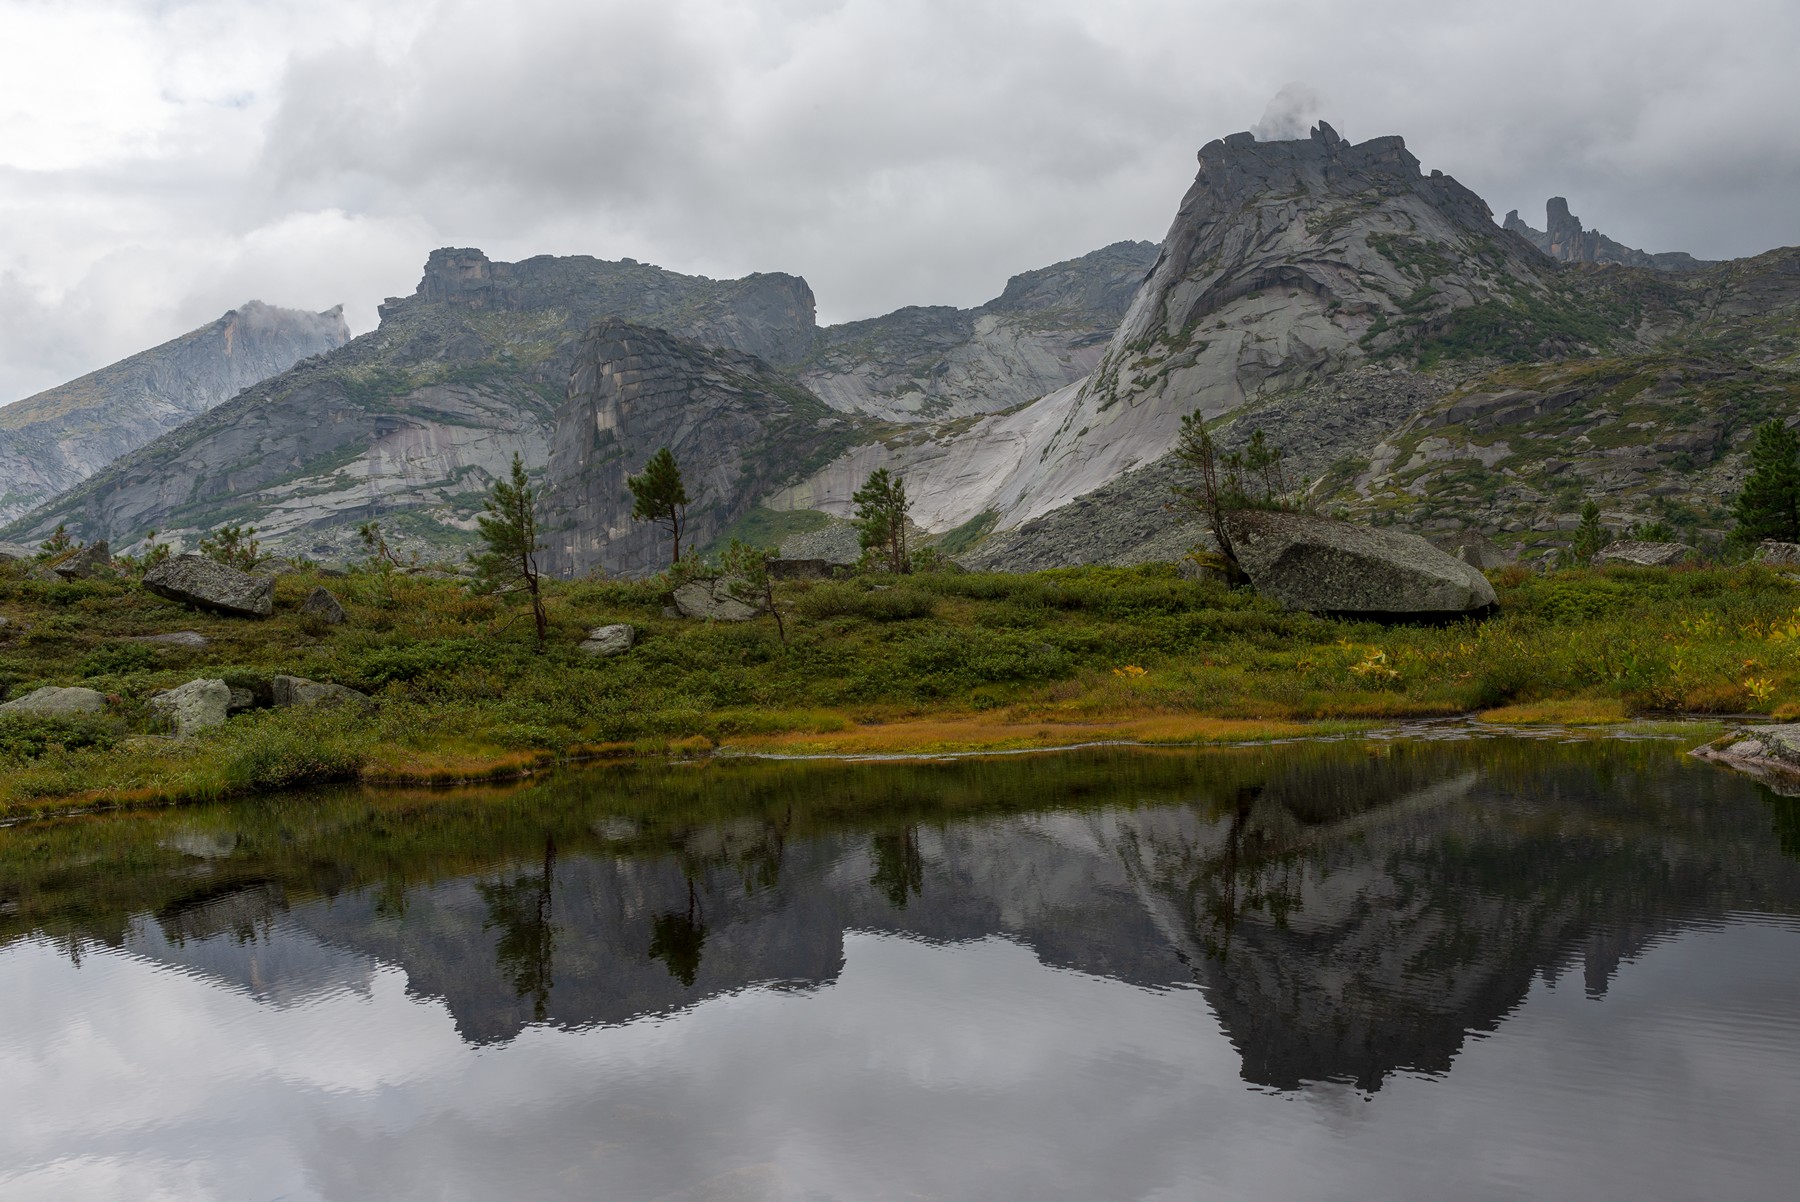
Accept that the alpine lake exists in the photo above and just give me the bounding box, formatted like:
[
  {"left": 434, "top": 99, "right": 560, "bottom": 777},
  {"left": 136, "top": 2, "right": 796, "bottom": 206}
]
[{"left": 3, "top": 726, "right": 1798, "bottom": 1201}]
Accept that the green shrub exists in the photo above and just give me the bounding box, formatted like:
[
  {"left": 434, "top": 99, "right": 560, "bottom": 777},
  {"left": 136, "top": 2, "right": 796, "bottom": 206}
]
[
  {"left": 218, "top": 711, "right": 366, "bottom": 792},
  {"left": 78, "top": 642, "right": 160, "bottom": 678},
  {"left": 795, "top": 583, "right": 935, "bottom": 622},
  {"left": 0, "top": 713, "right": 120, "bottom": 763}
]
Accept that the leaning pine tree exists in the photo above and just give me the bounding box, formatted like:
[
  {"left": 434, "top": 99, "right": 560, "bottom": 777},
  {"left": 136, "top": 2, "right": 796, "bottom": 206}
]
[
  {"left": 852, "top": 468, "right": 910, "bottom": 574},
  {"left": 471, "top": 453, "right": 548, "bottom": 647},
  {"left": 1730, "top": 418, "right": 1800, "bottom": 545},
  {"left": 628, "top": 447, "right": 690, "bottom": 568}
]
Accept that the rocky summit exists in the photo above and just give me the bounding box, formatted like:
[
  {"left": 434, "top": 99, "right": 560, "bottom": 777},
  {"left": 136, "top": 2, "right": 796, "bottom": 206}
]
[
  {"left": 1504, "top": 199, "right": 1714, "bottom": 272},
  {"left": 0, "top": 302, "right": 348, "bottom": 524}
]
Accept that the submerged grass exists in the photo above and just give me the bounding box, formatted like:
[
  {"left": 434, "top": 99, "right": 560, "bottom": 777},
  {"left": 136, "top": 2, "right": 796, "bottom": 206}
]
[{"left": 0, "top": 558, "right": 1795, "bottom": 816}]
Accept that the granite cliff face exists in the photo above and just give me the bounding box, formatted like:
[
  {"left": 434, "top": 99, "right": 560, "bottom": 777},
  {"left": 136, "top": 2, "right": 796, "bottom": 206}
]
[
  {"left": 542, "top": 320, "right": 867, "bottom": 578},
  {"left": 770, "top": 123, "right": 1569, "bottom": 535},
  {"left": 4, "top": 251, "right": 823, "bottom": 558},
  {"left": 6, "top": 243, "right": 1152, "bottom": 563},
  {"left": 797, "top": 241, "right": 1157, "bottom": 422},
  {"left": 0, "top": 302, "right": 348, "bottom": 525},
  {"left": 1505, "top": 198, "right": 1714, "bottom": 271}
]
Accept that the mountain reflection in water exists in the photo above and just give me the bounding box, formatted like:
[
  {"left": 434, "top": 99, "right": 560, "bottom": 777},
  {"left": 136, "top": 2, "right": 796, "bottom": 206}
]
[{"left": 3, "top": 737, "right": 1799, "bottom": 1201}]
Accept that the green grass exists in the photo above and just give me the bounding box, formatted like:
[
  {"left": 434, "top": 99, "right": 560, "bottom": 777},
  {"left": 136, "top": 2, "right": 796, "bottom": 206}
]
[{"left": 0, "top": 557, "right": 1795, "bottom": 816}]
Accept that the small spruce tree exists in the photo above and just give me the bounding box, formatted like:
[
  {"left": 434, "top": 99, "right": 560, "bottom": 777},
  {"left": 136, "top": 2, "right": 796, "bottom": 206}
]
[
  {"left": 852, "top": 468, "right": 910, "bottom": 574},
  {"left": 1730, "top": 418, "right": 1800, "bottom": 544},
  {"left": 628, "top": 448, "right": 690, "bottom": 568},
  {"left": 1571, "top": 499, "right": 1611, "bottom": 563},
  {"left": 471, "top": 453, "right": 547, "bottom": 646},
  {"left": 37, "top": 524, "right": 75, "bottom": 559}
]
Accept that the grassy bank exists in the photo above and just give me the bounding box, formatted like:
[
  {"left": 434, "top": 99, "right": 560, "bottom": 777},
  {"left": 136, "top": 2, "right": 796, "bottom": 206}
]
[{"left": 0, "top": 558, "right": 1791, "bottom": 816}]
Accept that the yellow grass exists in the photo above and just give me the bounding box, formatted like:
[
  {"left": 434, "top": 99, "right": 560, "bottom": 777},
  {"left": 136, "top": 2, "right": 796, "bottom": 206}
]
[
  {"left": 716, "top": 713, "right": 1361, "bottom": 757},
  {"left": 1477, "top": 698, "right": 1630, "bottom": 725}
]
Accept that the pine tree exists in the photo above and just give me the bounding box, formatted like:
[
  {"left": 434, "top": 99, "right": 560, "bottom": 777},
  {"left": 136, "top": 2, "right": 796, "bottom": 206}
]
[
  {"left": 1731, "top": 419, "right": 1800, "bottom": 544},
  {"left": 628, "top": 448, "right": 690, "bottom": 567},
  {"left": 1571, "top": 499, "right": 1611, "bottom": 562},
  {"left": 470, "top": 453, "right": 547, "bottom": 646},
  {"left": 852, "top": 469, "right": 910, "bottom": 574}
]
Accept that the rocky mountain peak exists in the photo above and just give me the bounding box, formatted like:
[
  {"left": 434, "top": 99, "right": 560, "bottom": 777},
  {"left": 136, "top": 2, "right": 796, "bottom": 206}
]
[{"left": 1503, "top": 199, "right": 1714, "bottom": 271}]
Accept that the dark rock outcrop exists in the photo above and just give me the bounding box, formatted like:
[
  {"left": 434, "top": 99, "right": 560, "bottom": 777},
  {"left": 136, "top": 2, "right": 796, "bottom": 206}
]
[
  {"left": 1504, "top": 198, "right": 1714, "bottom": 271},
  {"left": 299, "top": 586, "right": 346, "bottom": 625},
  {"left": 143, "top": 554, "right": 274, "bottom": 617},
  {"left": 0, "top": 302, "right": 349, "bottom": 524},
  {"left": 543, "top": 321, "right": 867, "bottom": 578},
  {"left": 1223, "top": 510, "right": 1497, "bottom": 616}
]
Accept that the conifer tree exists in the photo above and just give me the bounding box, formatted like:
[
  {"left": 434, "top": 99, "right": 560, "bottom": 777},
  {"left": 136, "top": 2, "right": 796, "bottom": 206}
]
[
  {"left": 471, "top": 453, "right": 547, "bottom": 646},
  {"left": 852, "top": 468, "right": 910, "bottom": 574},
  {"left": 628, "top": 448, "right": 690, "bottom": 568},
  {"left": 1731, "top": 418, "right": 1800, "bottom": 544}
]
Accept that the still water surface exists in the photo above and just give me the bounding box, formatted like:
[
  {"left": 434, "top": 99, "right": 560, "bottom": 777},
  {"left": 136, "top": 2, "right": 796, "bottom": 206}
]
[{"left": 3, "top": 736, "right": 1799, "bottom": 1200}]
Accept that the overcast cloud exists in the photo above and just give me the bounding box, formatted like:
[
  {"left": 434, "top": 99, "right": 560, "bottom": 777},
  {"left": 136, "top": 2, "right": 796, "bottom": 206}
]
[{"left": 2, "top": 0, "right": 1798, "bottom": 402}]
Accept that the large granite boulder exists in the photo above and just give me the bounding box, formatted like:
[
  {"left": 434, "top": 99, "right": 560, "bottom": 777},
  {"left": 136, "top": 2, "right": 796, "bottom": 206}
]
[
  {"left": 579, "top": 624, "right": 636, "bottom": 657},
  {"left": 1594, "top": 540, "right": 1692, "bottom": 567},
  {"left": 150, "top": 678, "right": 231, "bottom": 737},
  {"left": 0, "top": 685, "right": 107, "bottom": 716},
  {"left": 272, "top": 674, "right": 374, "bottom": 711},
  {"left": 143, "top": 553, "right": 274, "bottom": 617},
  {"left": 672, "top": 577, "right": 764, "bottom": 622},
  {"left": 1223, "top": 511, "right": 1497, "bottom": 617}
]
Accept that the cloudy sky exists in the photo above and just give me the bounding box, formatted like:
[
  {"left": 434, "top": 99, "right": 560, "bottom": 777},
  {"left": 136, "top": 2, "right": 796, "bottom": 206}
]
[{"left": 2, "top": 0, "right": 1797, "bottom": 404}]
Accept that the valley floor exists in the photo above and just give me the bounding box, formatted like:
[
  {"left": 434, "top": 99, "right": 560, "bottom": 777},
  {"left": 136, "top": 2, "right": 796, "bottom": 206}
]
[{"left": 0, "top": 559, "right": 1791, "bottom": 819}]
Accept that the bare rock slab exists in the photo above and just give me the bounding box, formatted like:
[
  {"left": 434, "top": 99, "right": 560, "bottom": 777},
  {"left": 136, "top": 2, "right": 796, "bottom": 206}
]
[
  {"left": 144, "top": 554, "right": 273, "bottom": 617},
  {"left": 1224, "top": 510, "right": 1497, "bottom": 617},
  {"left": 151, "top": 678, "right": 231, "bottom": 737},
  {"left": 127, "top": 631, "right": 210, "bottom": 648},
  {"left": 579, "top": 624, "right": 636, "bottom": 657},
  {"left": 272, "top": 674, "right": 374, "bottom": 711},
  {"left": 672, "top": 578, "right": 764, "bottom": 622},
  {"left": 52, "top": 540, "right": 112, "bottom": 579},
  {"left": 0, "top": 685, "right": 108, "bottom": 716},
  {"left": 1756, "top": 541, "right": 1800, "bottom": 567},
  {"left": 1594, "top": 540, "right": 1693, "bottom": 567},
  {"left": 1693, "top": 726, "right": 1800, "bottom": 796}
]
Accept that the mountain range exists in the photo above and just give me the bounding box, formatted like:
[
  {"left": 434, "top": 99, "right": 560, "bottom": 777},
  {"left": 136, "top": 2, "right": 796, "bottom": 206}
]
[{"left": 4, "top": 121, "right": 1796, "bottom": 572}]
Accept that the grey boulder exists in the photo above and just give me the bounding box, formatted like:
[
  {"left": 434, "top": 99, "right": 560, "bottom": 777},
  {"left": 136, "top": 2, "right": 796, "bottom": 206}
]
[
  {"left": 126, "top": 630, "right": 209, "bottom": 648},
  {"left": 672, "top": 577, "right": 764, "bottom": 622},
  {"left": 144, "top": 554, "right": 274, "bottom": 617},
  {"left": 1429, "top": 530, "right": 1513, "bottom": 571},
  {"left": 1594, "top": 540, "right": 1692, "bottom": 567},
  {"left": 1223, "top": 510, "right": 1497, "bottom": 616},
  {"left": 150, "top": 678, "right": 231, "bottom": 737},
  {"left": 1756, "top": 541, "right": 1800, "bottom": 567},
  {"left": 0, "top": 685, "right": 108, "bottom": 716},
  {"left": 300, "top": 586, "right": 347, "bottom": 624},
  {"left": 52, "top": 540, "right": 112, "bottom": 579},
  {"left": 579, "top": 624, "right": 636, "bottom": 657},
  {"left": 272, "top": 674, "right": 373, "bottom": 711}
]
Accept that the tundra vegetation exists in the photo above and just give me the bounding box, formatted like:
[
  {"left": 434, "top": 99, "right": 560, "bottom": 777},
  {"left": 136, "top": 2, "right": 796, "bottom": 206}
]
[{"left": 2, "top": 545, "right": 1794, "bottom": 819}]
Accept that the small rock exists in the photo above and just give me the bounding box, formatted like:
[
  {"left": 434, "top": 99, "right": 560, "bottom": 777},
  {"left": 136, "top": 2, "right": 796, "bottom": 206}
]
[
  {"left": 1593, "top": 540, "right": 1693, "bottom": 567},
  {"left": 0, "top": 685, "right": 108, "bottom": 716},
  {"left": 672, "top": 577, "right": 765, "bottom": 622},
  {"left": 126, "top": 631, "right": 210, "bottom": 648},
  {"left": 150, "top": 679, "right": 231, "bottom": 737},
  {"left": 271, "top": 674, "right": 374, "bottom": 711},
  {"left": 300, "top": 586, "right": 347, "bottom": 625},
  {"left": 144, "top": 554, "right": 274, "bottom": 617},
  {"left": 579, "top": 623, "right": 636, "bottom": 657},
  {"left": 227, "top": 687, "right": 258, "bottom": 713}
]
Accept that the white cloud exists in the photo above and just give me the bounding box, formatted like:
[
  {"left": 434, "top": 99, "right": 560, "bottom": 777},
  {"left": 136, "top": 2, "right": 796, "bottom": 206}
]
[{"left": 2, "top": 0, "right": 1798, "bottom": 401}]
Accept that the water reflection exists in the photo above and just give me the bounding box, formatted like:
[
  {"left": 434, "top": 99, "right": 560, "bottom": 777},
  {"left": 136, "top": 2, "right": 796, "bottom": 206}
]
[{"left": 3, "top": 738, "right": 1800, "bottom": 1200}]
